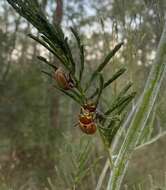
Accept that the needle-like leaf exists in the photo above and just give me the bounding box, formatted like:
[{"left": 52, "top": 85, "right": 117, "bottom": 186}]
[
  {"left": 95, "top": 74, "right": 104, "bottom": 106},
  {"left": 104, "top": 67, "right": 127, "bottom": 88},
  {"left": 38, "top": 56, "right": 58, "bottom": 70},
  {"left": 28, "top": 34, "right": 66, "bottom": 66},
  {"left": 70, "top": 27, "right": 85, "bottom": 82},
  {"left": 90, "top": 67, "right": 127, "bottom": 99},
  {"left": 85, "top": 42, "right": 123, "bottom": 91},
  {"left": 105, "top": 92, "right": 136, "bottom": 116}
]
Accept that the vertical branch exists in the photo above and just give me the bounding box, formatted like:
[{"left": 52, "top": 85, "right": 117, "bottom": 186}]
[
  {"left": 50, "top": 0, "right": 63, "bottom": 128},
  {"left": 95, "top": 105, "right": 137, "bottom": 190},
  {"left": 53, "top": 0, "right": 63, "bottom": 25}
]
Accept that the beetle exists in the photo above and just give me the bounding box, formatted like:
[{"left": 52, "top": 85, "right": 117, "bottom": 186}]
[
  {"left": 79, "top": 121, "right": 97, "bottom": 135},
  {"left": 54, "top": 68, "right": 74, "bottom": 90},
  {"left": 78, "top": 106, "right": 97, "bottom": 135},
  {"left": 82, "top": 102, "right": 96, "bottom": 113}
]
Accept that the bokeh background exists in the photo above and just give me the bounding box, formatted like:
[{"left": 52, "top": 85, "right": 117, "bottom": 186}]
[{"left": 0, "top": 0, "right": 166, "bottom": 189}]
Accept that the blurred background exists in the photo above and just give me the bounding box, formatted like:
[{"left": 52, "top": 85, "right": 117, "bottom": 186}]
[{"left": 0, "top": 0, "right": 166, "bottom": 189}]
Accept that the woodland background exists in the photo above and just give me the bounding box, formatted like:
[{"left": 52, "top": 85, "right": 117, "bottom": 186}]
[{"left": 0, "top": 0, "right": 166, "bottom": 189}]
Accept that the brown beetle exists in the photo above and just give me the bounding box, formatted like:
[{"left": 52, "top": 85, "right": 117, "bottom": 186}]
[
  {"left": 79, "top": 122, "right": 97, "bottom": 135},
  {"left": 54, "top": 68, "right": 74, "bottom": 90},
  {"left": 78, "top": 107, "right": 97, "bottom": 135},
  {"left": 83, "top": 102, "right": 96, "bottom": 113},
  {"left": 79, "top": 109, "right": 94, "bottom": 125}
]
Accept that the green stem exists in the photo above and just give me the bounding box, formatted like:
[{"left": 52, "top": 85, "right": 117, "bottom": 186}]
[
  {"left": 106, "top": 21, "right": 166, "bottom": 190},
  {"left": 98, "top": 126, "right": 113, "bottom": 169}
]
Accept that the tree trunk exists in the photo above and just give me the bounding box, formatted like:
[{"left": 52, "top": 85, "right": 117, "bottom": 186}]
[
  {"left": 50, "top": 0, "right": 63, "bottom": 128},
  {"left": 53, "top": 0, "right": 63, "bottom": 25}
]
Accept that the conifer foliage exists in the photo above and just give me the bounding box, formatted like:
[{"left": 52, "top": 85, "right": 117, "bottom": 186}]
[{"left": 7, "top": 0, "right": 135, "bottom": 143}]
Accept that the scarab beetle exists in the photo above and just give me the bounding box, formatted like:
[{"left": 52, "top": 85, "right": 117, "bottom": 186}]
[
  {"left": 78, "top": 106, "right": 97, "bottom": 135},
  {"left": 54, "top": 67, "right": 74, "bottom": 90},
  {"left": 79, "top": 121, "right": 97, "bottom": 135},
  {"left": 83, "top": 102, "right": 96, "bottom": 113}
]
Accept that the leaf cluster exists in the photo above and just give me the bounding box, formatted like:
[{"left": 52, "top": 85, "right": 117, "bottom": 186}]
[{"left": 7, "top": 0, "right": 136, "bottom": 145}]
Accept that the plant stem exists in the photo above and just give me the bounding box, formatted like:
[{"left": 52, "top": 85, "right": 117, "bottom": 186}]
[
  {"left": 98, "top": 126, "right": 113, "bottom": 169},
  {"left": 95, "top": 105, "right": 136, "bottom": 190},
  {"left": 106, "top": 21, "right": 166, "bottom": 190}
]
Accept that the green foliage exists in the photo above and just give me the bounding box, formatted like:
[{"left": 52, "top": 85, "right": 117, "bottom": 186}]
[
  {"left": 106, "top": 22, "right": 166, "bottom": 190},
  {"left": 85, "top": 42, "right": 124, "bottom": 91},
  {"left": 1, "top": 0, "right": 166, "bottom": 190},
  {"left": 70, "top": 27, "right": 85, "bottom": 82},
  {"left": 90, "top": 67, "right": 127, "bottom": 99},
  {"left": 6, "top": 0, "right": 135, "bottom": 150}
]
